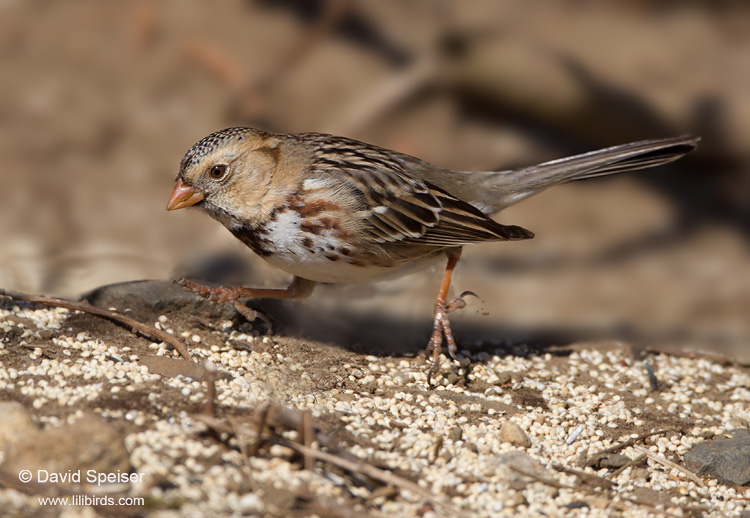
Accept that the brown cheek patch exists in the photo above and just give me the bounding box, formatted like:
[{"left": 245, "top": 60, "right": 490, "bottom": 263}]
[{"left": 254, "top": 144, "right": 281, "bottom": 163}]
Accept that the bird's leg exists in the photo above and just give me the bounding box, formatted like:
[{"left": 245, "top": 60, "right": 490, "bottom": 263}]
[
  {"left": 176, "top": 276, "right": 316, "bottom": 328},
  {"left": 426, "top": 250, "right": 468, "bottom": 385}
]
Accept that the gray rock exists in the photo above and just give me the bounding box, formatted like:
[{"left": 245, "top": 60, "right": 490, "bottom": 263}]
[
  {"left": 3, "top": 413, "right": 132, "bottom": 487},
  {"left": 684, "top": 428, "right": 750, "bottom": 486},
  {"left": 0, "top": 402, "right": 36, "bottom": 455},
  {"left": 499, "top": 421, "right": 532, "bottom": 448},
  {"left": 493, "top": 451, "right": 548, "bottom": 490},
  {"left": 82, "top": 279, "right": 238, "bottom": 321},
  {"left": 448, "top": 426, "right": 463, "bottom": 442}
]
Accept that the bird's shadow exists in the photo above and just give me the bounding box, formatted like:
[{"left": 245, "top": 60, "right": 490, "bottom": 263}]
[{"left": 248, "top": 297, "right": 600, "bottom": 361}]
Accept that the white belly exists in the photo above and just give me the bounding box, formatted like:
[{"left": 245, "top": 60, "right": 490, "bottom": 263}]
[
  {"left": 252, "top": 203, "right": 447, "bottom": 284},
  {"left": 263, "top": 247, "right": 445, "bottom": 284}
]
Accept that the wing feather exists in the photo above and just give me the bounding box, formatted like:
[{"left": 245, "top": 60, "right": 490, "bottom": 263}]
[{"left": 299, "top": 133, "right": 534, "bottom": 247}]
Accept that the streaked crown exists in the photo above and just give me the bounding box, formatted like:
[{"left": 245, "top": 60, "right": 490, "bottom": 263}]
[{"left": 180, "top": 127, "right": 268, "bottom": 171}]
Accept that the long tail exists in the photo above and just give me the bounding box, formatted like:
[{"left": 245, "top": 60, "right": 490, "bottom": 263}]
[{"left": 474, "top": 135, "right": 700, "bottom": 213}]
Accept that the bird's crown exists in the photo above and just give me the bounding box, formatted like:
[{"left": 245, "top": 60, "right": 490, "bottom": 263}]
[{"left": 180, "top": 127, "right": 270, "bottom": 171}]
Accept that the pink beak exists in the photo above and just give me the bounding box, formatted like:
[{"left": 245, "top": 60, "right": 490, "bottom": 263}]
[{"left": 166, "top": 178, "right": 205, "bottom": 211}]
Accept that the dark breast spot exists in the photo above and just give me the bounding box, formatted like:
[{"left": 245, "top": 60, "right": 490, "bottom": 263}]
[
  {"left": 230, "top": 225, "right": 274, "bottom": 257},
  {"left": 300, "top": 221, "right": 325, "bottom": 235},
  {"left": 318, "top": 216, "right": 342, "bottom": 231}
]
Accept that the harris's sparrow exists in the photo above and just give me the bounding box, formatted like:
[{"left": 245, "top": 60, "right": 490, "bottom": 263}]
[{"left": 167, "top": 128, "right": 698, "bottom": 382}]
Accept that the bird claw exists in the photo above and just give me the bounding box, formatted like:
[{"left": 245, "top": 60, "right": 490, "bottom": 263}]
[
  {"left": 175, "top": 278, "right": 273, "bottom": 332},
  {"left": 426, "top": 295, "right": 474, "bottom": 386},
  {"left": 445, "top": 290, "right": 478, "bottom": 314},
  {"left": 232, "top": 301, "right": 273, "bottom": 333}
]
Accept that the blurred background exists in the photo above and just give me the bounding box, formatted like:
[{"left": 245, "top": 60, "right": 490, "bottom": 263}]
[{"left": 1, "top": 0, "right": 748, "bottom": 357}]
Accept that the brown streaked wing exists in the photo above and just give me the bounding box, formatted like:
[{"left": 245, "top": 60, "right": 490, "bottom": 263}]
[
  {"left": 299, "top": 132, "right": 534, "bottom": 247},
  {"left": 412, "top": 185, "right": 534, "bottom": 246}
]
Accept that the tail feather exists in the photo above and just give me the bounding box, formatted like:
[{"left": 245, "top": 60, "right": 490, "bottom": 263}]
[{"left": 477, "top": 135, "right": 700, "bottom": 213}]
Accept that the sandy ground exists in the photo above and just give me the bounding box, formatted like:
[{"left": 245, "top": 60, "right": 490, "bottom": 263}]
[
  {"left": 1, "top": 287, "right": 750, "bottom": 517},
  {"left": 1, "top": 2, "right": 749, "bottom": 516}
]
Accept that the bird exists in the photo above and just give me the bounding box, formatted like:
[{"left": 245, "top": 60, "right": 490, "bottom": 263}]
[{"left": 167, "top": 127, "right": 699, "bottom": 383}]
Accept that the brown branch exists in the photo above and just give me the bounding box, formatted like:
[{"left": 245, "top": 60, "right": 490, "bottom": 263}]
[
  {"left": 509, "top": 465, "right": 683, "bottom": 518},
  {"left": 631, "top": 445, "right": 705, "bottom": 487},
  {"left": 609, "top": 453, "right": 647, "bottom": 479},
  {"left": 301, "top": 409, "right": 314, "bottom": 471},
  {"left": 202, "top": 361, "right": 217, "bottom": 416},
  {"left": 551, "top": 464, "right": 614, "bottom": 489},
  {"left": 0, "top": 289, "right": 193, "bottom": 362},
  {"left": 585, "top": 430, "right": 669, "bottom": 465},
  {"left": 195, "top": 402, "right": 468, "bottom": 517},
  {"left": 279, "top": 439, "right": 472, "bottom": 518},
  {"left": 245, "top": 0, "right": 353, "bottom": 94}
]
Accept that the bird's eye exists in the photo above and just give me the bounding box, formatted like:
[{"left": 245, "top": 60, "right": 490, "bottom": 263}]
[{"left": 208, "top": 164, "right": 227, "bottom": 179}]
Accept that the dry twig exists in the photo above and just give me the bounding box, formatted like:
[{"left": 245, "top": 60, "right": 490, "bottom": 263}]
[
  {"left": 195, "top": 403, "right": 470, "bottom": 518},
  {"left": 202, "top": 361, "right": 217, "bottom": 417},
  {"left": 300, "top": 409, "right": 314, "bottom": 472},
  {"left": 585, "top": 429, "right": 669, "bottom": 466},
  {"left": 609, "top": 453, "right": 647, "bottom": 479},
  {"left": 632, "top": 445, "right": 705, "bottom": 487},
  {"left": 0, "top": 289, "right": 193, "bottom": 362},
  {"left": 551, "top": 464, "right": 614, "bottom": 489},
  {"left": 509, "top": 464, "right": 683, "bottom": 518},
  {"left": 279, "top": 438, "right": 472, "bottom": 518}
]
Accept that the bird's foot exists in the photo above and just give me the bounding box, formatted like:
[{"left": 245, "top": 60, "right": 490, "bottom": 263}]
[
  {"left": 175, "top": 278, "right": 273, "bottom": 330},
  {"left": 426, "top": 292, "right": 476, "bottom": 385},
  {"left": 176, "top": 278, "right": 242, "bottom": 303}
]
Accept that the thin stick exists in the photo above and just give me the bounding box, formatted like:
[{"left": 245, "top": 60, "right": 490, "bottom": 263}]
[
  {"left": 551, "top": 464, "right": 614, "bottom": 489},
  {"left": 228, "top": 418, "right": 261, "bottom": 494},
  {"left": 609, "top": 453, "right": 647, "bottom": 479},
  {"left": 202, "top": 361, "right": 217, "bottom": 417},
  {"left": 507, "top": 465, "right": 569, "bottom": 490},
  {"left": 586, "top": 429, "right": 669, "bottom": 463},
  {"left": 632, "top": 445, "right": 705, "bottom": 487},
  {"left": 1, "top": 289, "right": 193, "bottom": 362},
  {"left": 301, "top": 409, "right": 314, "bottom": 471},
  {"left": 280, "top": 439, "right": 472, "bottom": 518},
  {"left": 509, "top": 465, "right": 683, "bottom": 518},
  {"left": 246, "top": 403, "right": 274, "bottom": 458}
]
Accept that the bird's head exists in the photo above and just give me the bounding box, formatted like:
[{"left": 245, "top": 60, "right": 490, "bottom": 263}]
[{"left": 167, "top": 127, "right": 292, "bottom": 229}]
